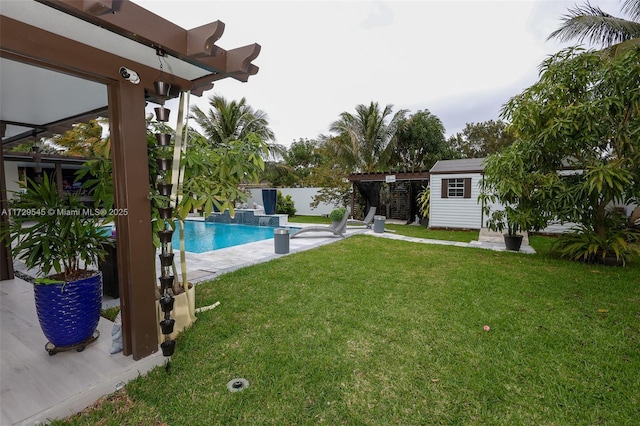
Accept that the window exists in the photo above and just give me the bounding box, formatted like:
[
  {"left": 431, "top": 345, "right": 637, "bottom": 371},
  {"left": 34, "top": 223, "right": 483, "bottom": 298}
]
[
  {"left": 441, "top": 178, "right": 472, "bottom": 199},
  {"left": 448, "top": 179, "right": 465, "bottom": 198}
]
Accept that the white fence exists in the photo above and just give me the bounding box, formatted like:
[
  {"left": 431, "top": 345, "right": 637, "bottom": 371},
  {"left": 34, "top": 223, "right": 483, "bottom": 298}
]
[{"left": 246, "top": 188, "right": 337, "bottom": 216}]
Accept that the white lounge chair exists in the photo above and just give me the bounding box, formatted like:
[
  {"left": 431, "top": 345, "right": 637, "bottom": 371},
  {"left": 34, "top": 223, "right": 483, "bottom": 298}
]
[
  {"left": 347, "top": 206, "right": 377, "bottom": 228},
  {"left": 290, "top": 210, "right": 349, "bottom": 239}
]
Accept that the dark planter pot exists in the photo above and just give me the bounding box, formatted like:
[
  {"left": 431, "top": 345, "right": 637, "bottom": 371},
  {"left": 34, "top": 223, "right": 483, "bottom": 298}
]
[
  {"left": 157, "top": 183, "right": 173, "bottom": 196},
  {"left": 154, "top": 107, "right": 171, "bottom": 122},
  {"left": 159, "top": 253, "right": 174, "bottom": 267},
  {"left": 157, "top": 158, "right": 172, "bottom": 171},
  {"left": 159, "top": 275, "right": 174, "bottom": 291},
  {"left": 159, "top": 294, "right": 175, "bottom": 313},
  {"left": 158, "top": 206, "right": 173, "bottom": 220},
  {"left": 262, "top": 188, "right": 277, "bottom": 215},
  {"left": 154, "top": 81, "right": 171, "bottom": 97},
  {"left": 158, "top": 229, "right": 174, "bottom": 244},
  {"left": 155, "top": 133, "right": 172, "bottom": 147},
  {"left": 603, "top": 255, "right": 623, "bottom": 267},
  {"left": 504, "top": 234, "right": 524, "bottom": 251},
  {"left": 34, "top": 271, "right": 102, "bottom": 348},
  {"left": 160, "top": 318, "right": 176, "bottom": 335},
  {"left": 161, "top": 339, "right": 176, "bottom": 356}
]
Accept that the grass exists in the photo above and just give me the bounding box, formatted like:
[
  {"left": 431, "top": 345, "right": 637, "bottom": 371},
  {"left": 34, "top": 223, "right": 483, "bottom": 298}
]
[{"left": 54, "top": 234, "right": 640, "bottom": 425}]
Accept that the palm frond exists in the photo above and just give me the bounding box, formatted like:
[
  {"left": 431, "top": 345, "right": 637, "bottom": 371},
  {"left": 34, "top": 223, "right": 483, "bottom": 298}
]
[
  {"left": 548, "top": 1, "right": 640, "bottom": 47},
  {"left": 622, "top": 0, "right": 640, "bottom": 22}
]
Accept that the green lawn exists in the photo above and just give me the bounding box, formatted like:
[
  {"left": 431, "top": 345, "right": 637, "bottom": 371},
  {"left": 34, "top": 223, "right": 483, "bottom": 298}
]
[
  {"left": 56, "top": 234, "right": 640, "bottom": 425},
  {"left": 289, "top": 215, "right": 479, "bottom": 242}
]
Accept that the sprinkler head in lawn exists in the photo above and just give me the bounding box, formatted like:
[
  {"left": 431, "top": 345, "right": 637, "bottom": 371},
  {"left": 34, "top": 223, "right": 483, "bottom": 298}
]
[{"left": 227, "top": 378, "right": 249, "bottom": 392}]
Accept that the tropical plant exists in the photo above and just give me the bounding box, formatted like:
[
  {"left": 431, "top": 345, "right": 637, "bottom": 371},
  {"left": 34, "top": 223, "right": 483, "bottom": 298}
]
[
  {"left": 51, "top": 119, "right": 107, "bottom": 157},
  {"left": 328, "top": 101, "right": 407, "bottom": 173},
  {"left": 3, "top": 173, "right": 111, "bottom": 281},
  {"left": 391, "top": 110, "right": 449, "bottom": 171},
  {"left": 417, "top": 186, "right": 430, "bottom": 219},
  {"left": 190, "top": 93, "right": 284, "bottom": 159},
  {"left": 447, "top": 120, "right": 516, "bottom": 159},
  {"left": 554, "top": 222, "right": 640, "bottom": 266},
  {"left": 488, "top": 46, "right": 640, "bottom": 264},
  {"left": 276, "top": 191, "right": 296, "bottom": 216},
  {"left": 548, "top": 0, "right": 640, "bottom": 58}
]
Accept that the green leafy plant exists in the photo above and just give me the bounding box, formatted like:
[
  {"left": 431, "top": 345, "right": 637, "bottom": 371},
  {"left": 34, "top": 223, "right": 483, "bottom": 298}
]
[
  {"left": 554, "top": 221, "right": 640, "bottom": 266},
  {"left": 416, "top": 186, "right": 430, "bottom": 219},
  {"left": 276, "top": 191, "right": 296, "bottom": 216},
  {"left": 329, "top": 207, "right": 347, "bottom": 222},
  {"left": 3, "top": 173, "right": 112, "bottom": 282}
]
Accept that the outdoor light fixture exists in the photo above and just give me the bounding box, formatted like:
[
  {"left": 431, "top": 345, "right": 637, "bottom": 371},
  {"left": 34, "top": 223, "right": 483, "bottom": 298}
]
[{"left": 119, "top": 67, "right": 140, "bottom": 84}]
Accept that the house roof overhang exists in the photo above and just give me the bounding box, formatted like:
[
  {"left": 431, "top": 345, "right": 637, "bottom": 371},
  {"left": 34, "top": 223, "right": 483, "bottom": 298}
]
[{"left": 1, "top": 0, "right": 261, "bottom": 146}]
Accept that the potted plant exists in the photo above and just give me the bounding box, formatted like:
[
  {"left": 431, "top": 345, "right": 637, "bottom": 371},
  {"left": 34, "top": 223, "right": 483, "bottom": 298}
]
[
  {"left": 329, "top": 207, "right": 347, "bottom": 225},
  {"left": 484, "top": 206, "right": 534, "bottom": 252},
  {"left": 2, "top": 173, "right": 112, "bottom": 354}
]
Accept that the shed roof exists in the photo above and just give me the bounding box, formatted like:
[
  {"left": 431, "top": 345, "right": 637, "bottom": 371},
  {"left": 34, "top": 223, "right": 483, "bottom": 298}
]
[{"left": 429, "top": 158, "right": 486, "bottom": 174}]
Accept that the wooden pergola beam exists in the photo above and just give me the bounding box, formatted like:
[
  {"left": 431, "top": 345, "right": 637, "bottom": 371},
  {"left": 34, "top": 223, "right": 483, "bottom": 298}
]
[{"left": 42, "top": 0, "right": 260, "bottom": 81}]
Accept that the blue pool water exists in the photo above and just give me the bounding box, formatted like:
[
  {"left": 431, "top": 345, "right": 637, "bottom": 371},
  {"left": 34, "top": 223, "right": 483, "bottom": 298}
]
[{"left": 171, "top": 221, "right": 281, "bottom": 253}]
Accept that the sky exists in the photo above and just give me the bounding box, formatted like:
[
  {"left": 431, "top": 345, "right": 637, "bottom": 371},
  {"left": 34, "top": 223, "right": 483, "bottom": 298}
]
[{"left": 135, "top": 0, "right": 618, "bottom": 147}]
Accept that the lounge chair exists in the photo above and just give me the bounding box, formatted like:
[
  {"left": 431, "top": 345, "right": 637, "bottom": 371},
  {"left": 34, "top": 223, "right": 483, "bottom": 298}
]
[
  {"left": 347, "top": 206, "right": 377, "bottom": 228},
  {"left": 290, "top": 210, "right": 349, "bottom": 239}
]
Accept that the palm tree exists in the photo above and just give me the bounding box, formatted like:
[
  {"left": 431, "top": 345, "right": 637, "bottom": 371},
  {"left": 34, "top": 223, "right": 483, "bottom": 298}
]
[
  {"left": 328, "top": 101, "right": 407, "bottom": 173},
  {"left": 190, "top": 94, "right": 284, "bottom": 159},
  {"left": 548, "top": 0, "right": 640, "bottom": 57}
]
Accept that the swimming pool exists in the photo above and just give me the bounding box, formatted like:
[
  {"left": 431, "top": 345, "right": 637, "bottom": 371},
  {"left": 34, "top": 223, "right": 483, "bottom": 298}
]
[{"left": 171, "top": 221, "right": 282, "bottom": 253}]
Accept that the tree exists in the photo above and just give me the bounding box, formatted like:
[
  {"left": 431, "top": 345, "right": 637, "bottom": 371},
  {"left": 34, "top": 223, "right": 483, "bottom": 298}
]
[
  {"left": 548, "top": 0, "right": 640, "bottom": 58},
  {"left": 483, "top": 47, "right": 640, "bottom": 264},
  {"left": 447, "top": 120, "right": 515, "bottom": 159},
  {"left": 328, "top": 101, "right": 408, "bottom": 173},
  {"left": 391, "top": 109, "right": 449, "bottom": 171},
  {"left": 190, "top": 94, "right": 284, "bottom": 159},
  {"left": 51, "top": 119, "right": 106, "bottom": 157}
]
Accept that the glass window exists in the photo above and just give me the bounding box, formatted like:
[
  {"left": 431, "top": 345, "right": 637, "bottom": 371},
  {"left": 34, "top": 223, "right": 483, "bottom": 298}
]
[{"left": 447, "top": 178, "right": 465, "bottom": 198}]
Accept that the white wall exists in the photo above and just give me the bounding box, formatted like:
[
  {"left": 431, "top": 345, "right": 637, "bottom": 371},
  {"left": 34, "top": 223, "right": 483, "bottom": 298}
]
[
  {"left": 430, "top": 174, "right": 484, "bottom": 229},
  {"left": 3, "top": 161, "right": 21, "bottom": 200},
  {"left": 247, "top": 188, "right": 335, "bottom": 216}
]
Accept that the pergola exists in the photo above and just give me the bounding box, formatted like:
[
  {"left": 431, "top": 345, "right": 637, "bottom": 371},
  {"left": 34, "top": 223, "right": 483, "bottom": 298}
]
[
  {"left": 347, "top": 171, "right": 430, "bottom": 222},
  {"left": 0, "top": 0, "right": 261, "bottom": 359}
]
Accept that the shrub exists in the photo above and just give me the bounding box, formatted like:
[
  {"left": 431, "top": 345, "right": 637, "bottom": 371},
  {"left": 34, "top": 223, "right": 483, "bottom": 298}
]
[
  {"left": 276, "top": 191, "right": 296, "bottom": 216},
  {"left": 329, "top": 207, "right": 347, "bottom": 222}
]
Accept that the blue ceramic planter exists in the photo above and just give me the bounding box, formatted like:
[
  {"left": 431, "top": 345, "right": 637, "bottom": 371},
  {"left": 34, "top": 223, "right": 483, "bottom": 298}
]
[{"left": 33, "top": 271, "right": 102, "bottom": 348}]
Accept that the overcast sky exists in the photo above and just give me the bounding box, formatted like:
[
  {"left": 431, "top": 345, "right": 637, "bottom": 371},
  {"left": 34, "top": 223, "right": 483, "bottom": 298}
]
[{"left": 135, "top": 0, "right": 617, "bottom": 146}]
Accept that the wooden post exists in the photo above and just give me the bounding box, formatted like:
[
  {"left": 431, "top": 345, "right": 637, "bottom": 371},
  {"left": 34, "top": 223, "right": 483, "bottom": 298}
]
[
  {"left": 0, "top": 146, "right": 15, "bottom": 281},
  {"left": 108, "top": 82, "right": 158, "bottom": 359}
]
